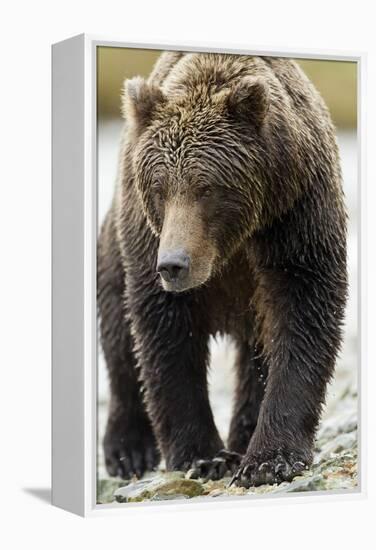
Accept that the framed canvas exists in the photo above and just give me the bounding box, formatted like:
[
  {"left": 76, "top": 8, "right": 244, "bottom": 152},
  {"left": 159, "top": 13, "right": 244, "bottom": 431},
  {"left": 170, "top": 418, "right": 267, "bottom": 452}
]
[{"left": 52, "top": 34, "right": 366, "bottom": 517}]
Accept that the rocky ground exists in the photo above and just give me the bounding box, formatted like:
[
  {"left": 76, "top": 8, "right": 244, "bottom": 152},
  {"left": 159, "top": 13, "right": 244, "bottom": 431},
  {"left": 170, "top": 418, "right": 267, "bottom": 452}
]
[
  {"left": 97, "top": 373, "right": 358, "bottom": 504},
  {"left": 97, "top": 127, "right": 358, "bottom": 505}
]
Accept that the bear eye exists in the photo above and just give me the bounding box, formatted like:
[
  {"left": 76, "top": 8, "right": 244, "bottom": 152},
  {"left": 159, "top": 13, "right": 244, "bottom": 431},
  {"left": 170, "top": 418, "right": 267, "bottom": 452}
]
[
  {"left": 198, "top": 187, "right": 212, "bottom": 199},
  {"left": 152, "top": 180, "right": 164, "bottom": 198}
]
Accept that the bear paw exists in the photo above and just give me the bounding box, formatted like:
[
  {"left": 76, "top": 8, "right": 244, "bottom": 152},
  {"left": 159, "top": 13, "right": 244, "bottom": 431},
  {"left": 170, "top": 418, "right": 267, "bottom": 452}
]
[
  {"left": 230, "top": 449, "right": 309, "bottom": 488},
  {"left": 104, "top": 422, "right": 160, "bottom": 480},
  {"left": 186, "top": 449, "right": 242, "bottom": 481}
]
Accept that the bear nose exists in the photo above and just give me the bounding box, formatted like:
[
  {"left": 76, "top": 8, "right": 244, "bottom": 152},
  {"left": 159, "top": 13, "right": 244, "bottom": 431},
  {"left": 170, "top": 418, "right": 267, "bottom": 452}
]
[{"left": 157, "top": 250, "right": 190, "bottom": 283}]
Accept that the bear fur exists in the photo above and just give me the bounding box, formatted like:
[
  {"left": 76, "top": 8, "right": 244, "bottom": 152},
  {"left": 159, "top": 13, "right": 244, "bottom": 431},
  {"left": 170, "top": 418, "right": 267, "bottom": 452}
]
[{"left": 97, "top": 52, "right": 347, "bottom": 487}]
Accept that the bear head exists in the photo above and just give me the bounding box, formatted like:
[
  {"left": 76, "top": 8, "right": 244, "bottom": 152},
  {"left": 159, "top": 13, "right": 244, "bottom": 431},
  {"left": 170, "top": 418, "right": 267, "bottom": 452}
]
[{"left": 122, "top": 74, "right": 270, "bottom": 292}]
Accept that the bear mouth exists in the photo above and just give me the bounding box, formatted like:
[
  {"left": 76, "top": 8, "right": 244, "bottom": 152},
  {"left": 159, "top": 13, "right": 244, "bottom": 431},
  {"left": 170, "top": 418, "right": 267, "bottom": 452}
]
[
  {"left": 158, "top": 269, "right": 203, "bottom": 293},
  {"left": 159, "top": 278, "right": 192, "bottom": 293},
  {"left": 157, "top": 267, "right": 211, "bottom": 293}
]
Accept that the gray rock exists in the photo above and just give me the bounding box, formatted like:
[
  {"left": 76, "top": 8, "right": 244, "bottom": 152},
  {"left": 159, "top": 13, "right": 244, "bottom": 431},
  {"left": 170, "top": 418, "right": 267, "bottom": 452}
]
[
  {"left": 283, "top": 474, "right": 326, "bottom": 493},
  {"left": 316, "top": 409, "right": 357, "bottom": 446},
  {"left": 151, "top": 493, "right": 190, "bottom": 501},
  {"left": 97, "top": 478, "right": 129, "bottom": 504},
  {"left": 316, "top": 431, "right": 357, "bottom": 463},
  {"left": 114, "top": 472, "right": 204, "bottom": 503}
]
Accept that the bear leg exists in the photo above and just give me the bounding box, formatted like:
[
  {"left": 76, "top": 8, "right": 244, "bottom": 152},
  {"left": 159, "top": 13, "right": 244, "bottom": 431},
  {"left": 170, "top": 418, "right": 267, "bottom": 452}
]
[
  {"left": 127, "top": 283, "right": 224, "bottom": 474},
  {"left": 233, "top": 265, "right": 345, "bottom": 487},
  {"left": 98, "top": 215, "right": 160, "bottom": 479},
  {"left": 227, "top": 339, "right": 268, "bottom": 454}
]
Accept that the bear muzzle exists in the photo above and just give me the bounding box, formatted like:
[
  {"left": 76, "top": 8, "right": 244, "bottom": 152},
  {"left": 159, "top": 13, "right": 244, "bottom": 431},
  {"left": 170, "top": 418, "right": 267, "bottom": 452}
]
[{"left": 157, "top": 249, "right": 190, "bottom": 290}]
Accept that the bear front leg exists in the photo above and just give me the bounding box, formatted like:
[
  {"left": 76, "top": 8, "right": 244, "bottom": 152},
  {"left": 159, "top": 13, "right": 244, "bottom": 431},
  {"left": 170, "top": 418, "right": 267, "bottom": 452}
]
[
  {"left": 128, "top": 285, "right": 224, "bottom": 473},
  {"left": 233, "top": 266, "right": 346, "bottom": 487},
  {"left": 98, "top": 215, "right": 160, "bottom": 479},
  {"left": 228, "top": 339, "right": 268, "bottom": 454}
]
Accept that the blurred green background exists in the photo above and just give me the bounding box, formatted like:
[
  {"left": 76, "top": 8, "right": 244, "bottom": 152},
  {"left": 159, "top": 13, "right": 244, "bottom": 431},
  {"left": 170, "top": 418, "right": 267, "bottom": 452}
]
[{"left": 97, "top": 47, "right": 357, "bottom": 129}]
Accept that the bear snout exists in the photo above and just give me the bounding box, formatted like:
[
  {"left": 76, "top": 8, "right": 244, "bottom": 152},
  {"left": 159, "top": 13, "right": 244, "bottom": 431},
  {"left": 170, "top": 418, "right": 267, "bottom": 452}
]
[{"left": 157, "top": 249, "right": 190, "bottom": 287}]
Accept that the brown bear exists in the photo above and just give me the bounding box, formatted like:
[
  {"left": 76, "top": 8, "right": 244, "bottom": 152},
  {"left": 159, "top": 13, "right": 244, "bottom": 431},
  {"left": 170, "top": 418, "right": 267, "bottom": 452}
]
[{"left": 97, "top": 51, "right": 347, "bottom": 487}]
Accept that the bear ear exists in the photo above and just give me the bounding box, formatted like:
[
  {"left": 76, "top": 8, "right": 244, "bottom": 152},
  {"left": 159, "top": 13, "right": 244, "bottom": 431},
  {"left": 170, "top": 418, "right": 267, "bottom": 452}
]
[
  {"left": 225, "top": 77, "right": 270, "bottom": 127},
  {"left": 122, "top": 76, "right": 166, "bottom": 132}
]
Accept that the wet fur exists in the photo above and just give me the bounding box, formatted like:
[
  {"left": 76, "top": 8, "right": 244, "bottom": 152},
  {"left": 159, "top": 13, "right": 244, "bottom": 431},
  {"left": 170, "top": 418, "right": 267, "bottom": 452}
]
[{"left": 98, "top": 52, "right": 347, "bottom": 486}]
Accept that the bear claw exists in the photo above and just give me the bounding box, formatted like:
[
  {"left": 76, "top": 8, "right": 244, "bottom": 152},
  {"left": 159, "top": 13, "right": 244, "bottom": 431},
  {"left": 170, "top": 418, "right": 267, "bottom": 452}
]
[
  {"left": 105, "top": 442, "right": 160, "bottom": 479},
  {"left": 187, "top": 449, "right": 242, "bottom": 481},
  {"left": 229, "top": 451, "right": 308, "bottom": 488},
  {"left": 104, "top": 426, "right": 160, "bottom": 480}
]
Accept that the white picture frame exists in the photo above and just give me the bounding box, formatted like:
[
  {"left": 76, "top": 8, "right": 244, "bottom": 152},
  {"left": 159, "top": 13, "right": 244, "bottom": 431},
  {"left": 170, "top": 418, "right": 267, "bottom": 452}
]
[{"left": 52, "top": 34, "right": 366, "bottom": 517}]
